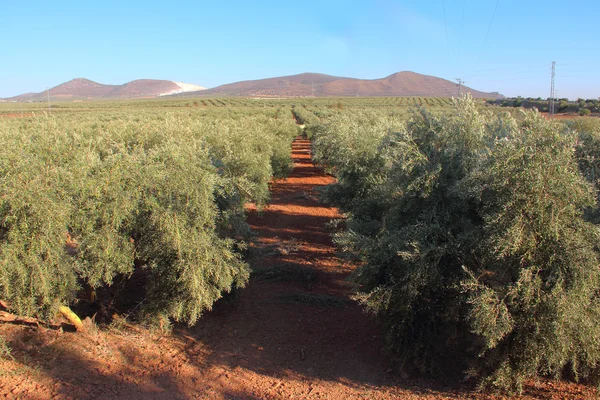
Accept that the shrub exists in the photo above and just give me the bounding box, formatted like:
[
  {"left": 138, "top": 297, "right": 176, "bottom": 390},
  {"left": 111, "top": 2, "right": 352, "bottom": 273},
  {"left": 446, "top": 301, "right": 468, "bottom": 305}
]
[
  {"left": 558, "top": 100, "right": 569, "bottom": 112},
  {"left": 313, "top": 96, "right": 600, "bottom": 392},
  {"left": 513, "top": 97, "right": 523, "bottom": 107},
  {"left": 0, "top": 110, "right": 296, "bottom": 325},
  {"left": 463, "top": 111, "right": 600, "bottom": 391}
]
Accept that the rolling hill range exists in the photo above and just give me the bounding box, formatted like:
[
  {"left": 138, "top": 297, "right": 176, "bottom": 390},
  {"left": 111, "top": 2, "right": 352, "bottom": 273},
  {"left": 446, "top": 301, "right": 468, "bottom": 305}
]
[
  {"left": 3, "top": 72, "right": 503, "bottom": 101},
  {"left": 4, "top": 78, "right": 206, "bottom": 101},
  {"left": 184, "top": 71, "right": 503, "bottom": 98}
]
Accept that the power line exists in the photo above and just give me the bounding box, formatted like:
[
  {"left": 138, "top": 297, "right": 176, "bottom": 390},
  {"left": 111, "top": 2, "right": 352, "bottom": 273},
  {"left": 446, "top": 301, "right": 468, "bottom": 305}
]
[
  {"left": 560, "top": 75, "right": 600, "bottom": 79},
  {"left": 468, "top": 63, "right": 549, "bottom": 72},
  {"left": 476, "top": 0, "right": 500, "bottom": 62},
  {"left": 457, "top": 0, "right": 466, "bottom": 61},
  {"left": 465, "top": 66, "right": 547, "bottom": 74},
  {"left": 442, "top": 0, "right": 451, "bottom": 66},
  {"left": 557, "top": 69, "right": 600, "bottom": 73},
  {"left": 467, "top": 77, "right": 538, "bottom": 83},
  {"left": 463, "top": 66, "right": 549, "bottom": 80},
  {"left": 466, "top": 72, "right": 540, "bottom": 79}
]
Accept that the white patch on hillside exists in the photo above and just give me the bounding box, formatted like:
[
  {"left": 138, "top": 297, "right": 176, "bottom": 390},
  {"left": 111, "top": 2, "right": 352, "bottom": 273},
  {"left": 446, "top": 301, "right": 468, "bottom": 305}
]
[{"left": 159, "top": 81, "right": 206, "bottom": 96}]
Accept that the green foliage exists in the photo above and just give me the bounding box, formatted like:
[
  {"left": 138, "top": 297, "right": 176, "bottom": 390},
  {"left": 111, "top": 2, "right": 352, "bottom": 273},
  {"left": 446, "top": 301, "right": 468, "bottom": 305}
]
[
  {"left": 571, "top": 118, "right": 600, "bottom": 222},
  {"left": 0, "top": 336, "right": 13, "bottom": 360},
  {"left": 311, "top": 110, "right": 404, "bottom": 216},
  {"left": 513, "top": 96, "right": 522, "bottom": 107},
  {"left": 291, "top": 106, "right": 321, "bottom": 138},
  {"left": 559, "top": 100, "right": 569, "bottom": 112},
  {"left": 463, "top": 112, "right": 600, "bottom": 391},
  {"left": 312, "top": 95, "right": 600, "bottom": 392},
  {"left": 0, "top": 109, "right": 296, "bottom": 325}
]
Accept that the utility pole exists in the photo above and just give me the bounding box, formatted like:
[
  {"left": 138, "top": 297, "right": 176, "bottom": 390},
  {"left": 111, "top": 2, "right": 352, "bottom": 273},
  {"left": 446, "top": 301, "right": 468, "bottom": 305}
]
[
  {"left": 549, "top": 61, "right": 556, "bottom": 115},
  {"left": 47, "top": 88, "right": 51, "bottom": 114},
  {"left": 456, "top": 78, "right": 465, "bottom": 96}
]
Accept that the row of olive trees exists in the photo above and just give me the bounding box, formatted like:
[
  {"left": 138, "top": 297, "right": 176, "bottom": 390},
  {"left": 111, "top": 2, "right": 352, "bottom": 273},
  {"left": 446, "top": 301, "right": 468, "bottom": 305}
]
[
  {"left": 493, "top": 97, "right": 600, "bottom": 115},
  {"left": 0, "top": 110, "right": 299, "bottom": 326},
  {"left": 312, "top": 96, "right": 600, "bottom": 392}
]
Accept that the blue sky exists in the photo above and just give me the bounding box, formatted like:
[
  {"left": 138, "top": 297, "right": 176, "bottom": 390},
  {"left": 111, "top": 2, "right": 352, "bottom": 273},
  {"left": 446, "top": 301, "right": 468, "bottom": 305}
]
[{"left": 2, "top": 0, "right": 598, "bottom": 99}]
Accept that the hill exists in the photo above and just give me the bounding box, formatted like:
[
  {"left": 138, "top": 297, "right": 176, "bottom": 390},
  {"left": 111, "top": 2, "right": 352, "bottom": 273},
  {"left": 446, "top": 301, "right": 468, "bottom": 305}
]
[
  {"left": 106, "top": 79, "right": 180, "bottom": 98},
  {"left": 4, "top": 78, "right": 205, "bottom": 101},
  {"left": 3, "top": 72, "right": 502, "bottom": 101},
  {"left": 185, "top": 71, "right": 502, "bottom": 98},
  {"left": 45, "top": 78, "right": 119, "bottom": 98}
]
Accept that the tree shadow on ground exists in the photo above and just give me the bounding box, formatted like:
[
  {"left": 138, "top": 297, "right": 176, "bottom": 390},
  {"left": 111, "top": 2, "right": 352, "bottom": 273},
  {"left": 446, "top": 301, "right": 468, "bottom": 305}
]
[
  {"left": 1, "top": 324, "right": 272, "bottom": 399},
  {"left": 2, "top": 326, "right": 186, "bottom": 399}
]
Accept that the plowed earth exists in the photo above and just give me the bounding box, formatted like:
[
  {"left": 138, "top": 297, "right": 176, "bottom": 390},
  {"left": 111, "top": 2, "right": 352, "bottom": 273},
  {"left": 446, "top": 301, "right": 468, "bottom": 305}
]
[
  {"left": 0, "top": 113, "right": 33, "bottom": 118},
  {"left": 0, "top": 138, "right": 597, "bottom": 399}
]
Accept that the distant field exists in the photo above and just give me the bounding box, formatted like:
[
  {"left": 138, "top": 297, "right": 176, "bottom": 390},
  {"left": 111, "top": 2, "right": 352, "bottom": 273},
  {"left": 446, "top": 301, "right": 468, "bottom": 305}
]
[{"left": 0, "top": 95, "right": 459, "bottom": 115}]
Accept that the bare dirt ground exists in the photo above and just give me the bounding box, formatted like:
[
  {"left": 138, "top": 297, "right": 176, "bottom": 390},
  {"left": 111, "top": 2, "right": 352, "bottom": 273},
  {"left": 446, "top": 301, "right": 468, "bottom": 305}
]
[
  {"left": 0, "top": 113, "right": 33, "bottom": 118},
  {"left": 0, "top": 138, "right": 598, "bottom": 399}
]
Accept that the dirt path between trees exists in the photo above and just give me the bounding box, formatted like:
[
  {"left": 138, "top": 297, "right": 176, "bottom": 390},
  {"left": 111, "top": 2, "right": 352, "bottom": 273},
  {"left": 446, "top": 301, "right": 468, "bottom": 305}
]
[
  {"left": 190, "top": 138, "right": 404, "bottom": 398},
  {"left": 0, "top": 138, "right": 597, "bottom": 399}
]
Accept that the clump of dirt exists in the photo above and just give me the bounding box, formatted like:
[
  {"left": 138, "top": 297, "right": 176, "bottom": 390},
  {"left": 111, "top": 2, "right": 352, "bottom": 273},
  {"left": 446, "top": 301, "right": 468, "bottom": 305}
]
[{"left": 0, "top": 138, "right": 598, "bottom": 399}]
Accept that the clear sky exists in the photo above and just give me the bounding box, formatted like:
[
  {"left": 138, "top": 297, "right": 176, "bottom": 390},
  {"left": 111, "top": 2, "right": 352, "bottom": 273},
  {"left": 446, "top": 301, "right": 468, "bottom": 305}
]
[{"left": 2, "top": 0, "right": 599, "bottom": 99}]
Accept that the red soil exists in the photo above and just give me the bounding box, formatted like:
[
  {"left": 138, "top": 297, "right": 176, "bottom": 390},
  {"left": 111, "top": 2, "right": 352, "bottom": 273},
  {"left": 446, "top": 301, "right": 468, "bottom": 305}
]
[
  {"left": 0, "top": 113, "right": 33, "bottom": 119},
  {"left": 0, "top": 138, "right": 597, "bottom": 399}
]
